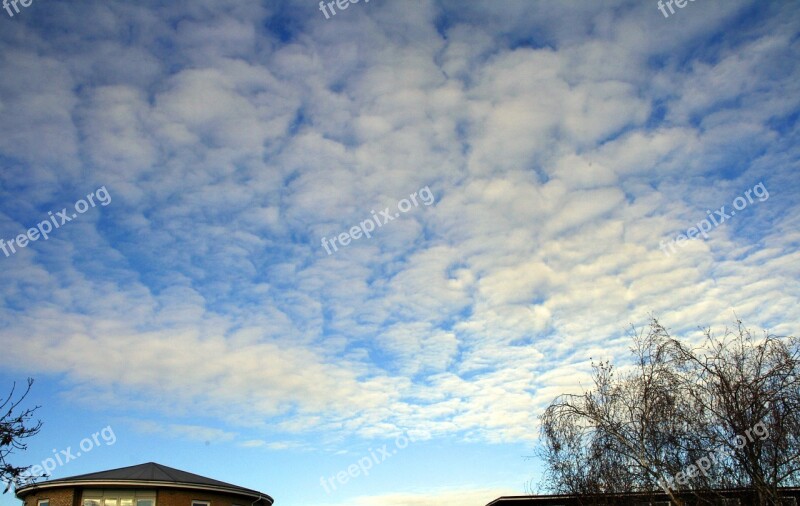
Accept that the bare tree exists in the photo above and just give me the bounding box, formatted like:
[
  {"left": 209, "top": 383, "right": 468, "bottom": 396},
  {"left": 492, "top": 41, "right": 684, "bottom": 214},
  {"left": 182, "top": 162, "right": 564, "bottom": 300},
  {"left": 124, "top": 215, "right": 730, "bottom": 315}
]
[
  {"left": 538, "top": 318, "right": 800, "bottom": 506},
  {"left": 0, "top": 379, "right": 42, "bottom": 493},
  {"left": 665, "top": 319, "right": 800, "bottom": 505},
  {"left": 540, "top": 322, "right": 689, "bottom": 505}
]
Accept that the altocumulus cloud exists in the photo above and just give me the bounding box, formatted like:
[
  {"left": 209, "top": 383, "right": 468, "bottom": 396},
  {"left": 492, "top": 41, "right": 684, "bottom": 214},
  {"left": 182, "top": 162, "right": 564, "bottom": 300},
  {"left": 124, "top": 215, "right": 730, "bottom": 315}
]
[{"left": 0, "top": 2, "right": 798, "bottom": 498}]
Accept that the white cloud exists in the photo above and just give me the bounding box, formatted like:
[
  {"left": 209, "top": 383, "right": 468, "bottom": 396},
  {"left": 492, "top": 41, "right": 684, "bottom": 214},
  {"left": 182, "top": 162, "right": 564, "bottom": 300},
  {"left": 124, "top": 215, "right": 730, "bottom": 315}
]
[
  {"left": 0, "top": 0, "right": 797, "bottom": 454},
  {"left": 317, "top": 486, "right": 517, "bottom": 506},
  {"left": 131, "top": 421, "right": 236, "bottom": 443}
]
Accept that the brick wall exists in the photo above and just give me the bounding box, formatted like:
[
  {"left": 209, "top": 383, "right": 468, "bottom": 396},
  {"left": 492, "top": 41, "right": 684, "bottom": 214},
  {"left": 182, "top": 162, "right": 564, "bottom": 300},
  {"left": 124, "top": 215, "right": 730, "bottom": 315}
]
[
  {"left": 156, "top": 489, "right": 256, "bottom": 506},
  {"left": 21, "top": 486, "right": 75, "bottom": 506}
]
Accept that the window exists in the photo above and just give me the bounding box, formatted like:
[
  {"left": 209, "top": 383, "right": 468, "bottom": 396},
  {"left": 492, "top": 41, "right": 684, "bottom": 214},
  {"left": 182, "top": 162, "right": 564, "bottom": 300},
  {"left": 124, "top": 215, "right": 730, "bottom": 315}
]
[
  {"left": 38, "top": 500, "right": 49, "bottom": 506},
  {"left": 192, "top": 501, "right": 210, "bottom": 506},
  {"left": 82, "top": 491, "right": 155, "bottom": 506}
]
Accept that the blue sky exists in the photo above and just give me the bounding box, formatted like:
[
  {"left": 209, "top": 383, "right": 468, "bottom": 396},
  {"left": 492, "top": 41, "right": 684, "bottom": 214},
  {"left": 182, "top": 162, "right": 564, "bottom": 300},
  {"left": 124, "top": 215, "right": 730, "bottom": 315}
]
[{"left": 0, "top": 0, "right": 798, "bottom": 505}]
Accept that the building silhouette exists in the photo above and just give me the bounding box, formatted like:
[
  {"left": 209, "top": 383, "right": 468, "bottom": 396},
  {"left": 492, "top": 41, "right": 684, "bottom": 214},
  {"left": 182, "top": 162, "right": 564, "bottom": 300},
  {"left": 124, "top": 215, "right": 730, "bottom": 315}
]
[{"left": 15, "top": 463, "right": 272, "bottom": 506}]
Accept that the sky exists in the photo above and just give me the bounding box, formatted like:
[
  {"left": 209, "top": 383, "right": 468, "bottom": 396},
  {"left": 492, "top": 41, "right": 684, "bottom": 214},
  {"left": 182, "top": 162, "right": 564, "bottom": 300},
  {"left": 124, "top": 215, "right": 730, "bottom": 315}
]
[{"left": 0, "top": 0, "right": 798, "bottom": 505}]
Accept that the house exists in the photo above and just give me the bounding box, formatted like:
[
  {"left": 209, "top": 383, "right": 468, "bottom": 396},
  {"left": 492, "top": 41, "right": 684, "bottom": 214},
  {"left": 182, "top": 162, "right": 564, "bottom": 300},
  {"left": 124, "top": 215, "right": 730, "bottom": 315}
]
[
  {"left": 486, "top": 487, "right": 800, "bottom": 505},
  {"left": 15, "top": 463, "right": 273, "bottom": 506}
]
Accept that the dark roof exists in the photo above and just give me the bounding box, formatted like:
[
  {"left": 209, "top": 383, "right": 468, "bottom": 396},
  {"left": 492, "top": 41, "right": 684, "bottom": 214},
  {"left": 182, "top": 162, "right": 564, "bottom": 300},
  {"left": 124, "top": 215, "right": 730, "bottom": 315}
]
[
  {"left": 486, "top": 487, "right": 800, "bottom": 506},
  {"left": 15, "top": 462, "right": 272, "bottom": 505}
]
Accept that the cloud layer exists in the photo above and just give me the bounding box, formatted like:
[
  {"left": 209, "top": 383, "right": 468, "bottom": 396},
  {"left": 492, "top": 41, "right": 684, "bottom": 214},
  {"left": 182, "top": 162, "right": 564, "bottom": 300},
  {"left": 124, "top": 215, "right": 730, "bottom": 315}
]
[{"left": 0, "top": 0, "right": 798, "bottom": 462}]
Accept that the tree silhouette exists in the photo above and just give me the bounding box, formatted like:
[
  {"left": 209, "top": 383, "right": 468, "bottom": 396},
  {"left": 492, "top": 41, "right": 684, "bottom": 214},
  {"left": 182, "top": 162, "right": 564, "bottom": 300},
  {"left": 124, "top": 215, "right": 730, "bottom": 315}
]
[
  {"left": 1, "top": 378, "right": 42, "bottom": 493},
  {"left": 539, "top": 318, "right": 800, "bottom": 505}
]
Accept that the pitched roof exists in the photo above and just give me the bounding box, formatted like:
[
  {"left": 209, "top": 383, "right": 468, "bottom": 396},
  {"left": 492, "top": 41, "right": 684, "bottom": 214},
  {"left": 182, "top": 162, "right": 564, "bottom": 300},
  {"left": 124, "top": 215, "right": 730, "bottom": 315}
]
[{"left": 15, "top": 462, "right": 272, "bottom": 505}]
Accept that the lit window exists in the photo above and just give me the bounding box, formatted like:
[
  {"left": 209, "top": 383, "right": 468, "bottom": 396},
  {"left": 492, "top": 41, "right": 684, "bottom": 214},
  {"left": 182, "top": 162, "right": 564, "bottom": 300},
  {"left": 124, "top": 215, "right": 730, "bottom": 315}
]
[{"left": 83, "top": 492, "right": 154, "bottom": 506}]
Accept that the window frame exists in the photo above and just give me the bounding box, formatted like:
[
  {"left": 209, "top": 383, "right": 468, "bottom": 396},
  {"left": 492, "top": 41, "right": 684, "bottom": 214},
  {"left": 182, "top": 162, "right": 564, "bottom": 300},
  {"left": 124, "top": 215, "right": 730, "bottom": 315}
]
[{"left": 82, "top": 490, "right": 155, "bottom": 506}]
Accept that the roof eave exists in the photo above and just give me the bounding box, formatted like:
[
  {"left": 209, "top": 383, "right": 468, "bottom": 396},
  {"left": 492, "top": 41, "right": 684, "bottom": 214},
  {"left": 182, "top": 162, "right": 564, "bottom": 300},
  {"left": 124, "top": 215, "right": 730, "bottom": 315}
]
[{"left": 15, "top": 480, "right": 273, "bottom": 505}]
